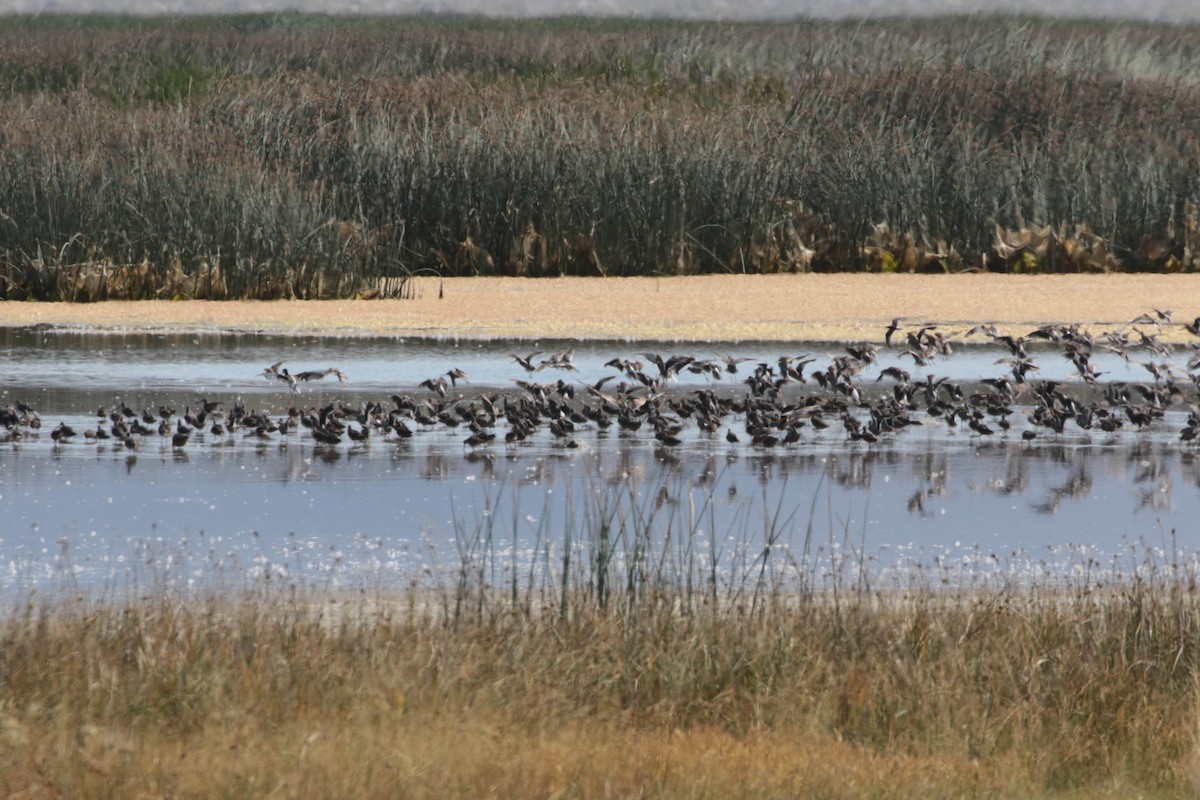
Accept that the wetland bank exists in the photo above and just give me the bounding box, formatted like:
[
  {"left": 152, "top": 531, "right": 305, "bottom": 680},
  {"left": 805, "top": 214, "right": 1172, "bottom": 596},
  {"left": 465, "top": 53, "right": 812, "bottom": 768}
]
[
  {"left": 5, "top": 12, "right": 1200, "bottom": 798},
  {"left": 6, "top": 286, "right": 1200, "bottom": 798}
]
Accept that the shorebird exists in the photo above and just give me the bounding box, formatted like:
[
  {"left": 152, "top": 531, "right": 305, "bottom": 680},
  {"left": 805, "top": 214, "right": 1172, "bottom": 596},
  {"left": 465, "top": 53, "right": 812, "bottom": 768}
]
[
  {"left": 50, "top": 422, "right": 76, "bottom": 442},
  {"left": 510, "top": 351, "right": 544, "bottom": 373},
  {"left": 1131, "top": 309, "right": 1172, "bottom": 326},
  {"left": 715, "top": 353, "right": 753, "bottom": 375},
  {"left": 876, "top": 366, "right": 911, "bottom": 383},
  {"left": 884, "top": 317, "right": 903, "bottom": 348},
  {"left": 311, "top": 426, "right": 341, "bottom": 445},
  {"left": 27, "top": 311, "right": 1200, "bottom": 466},
  {"left": 540, "top": 351, "right": 578, "bottom": 372},
  {"left": 278, "top": 369, "right": 300, "bottom": 394},
  {"left": 295, "top": 368, "right": 349, "bottom": 383},
  {"left": 420, "top": 376, "right": 449, "bottom": 398},
  {"left": 464, "top": 431, "right": 496, "bottom": 448}
]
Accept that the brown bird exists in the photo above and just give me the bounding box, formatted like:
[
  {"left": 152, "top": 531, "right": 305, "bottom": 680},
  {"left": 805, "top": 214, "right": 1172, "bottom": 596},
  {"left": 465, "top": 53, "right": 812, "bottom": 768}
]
[
  {"left": 510, "top": 351, "right": 544, "bottom": 373},
  {"left": 296, "top": 368, "right": 348, "bottom": 383},
  {"left": 420, "top": 376, "right": 448, "bottom": 398},
  {"left": 715, "top": 353, "right": 753, "bottom": 374},
  {"left": 464, "top": 431, "right": 496, "bottom": 448},
  {"left": 311, "top": 427, "right": 341, "bottom": 445},
  {"left": 51, "top": 422, "right": 76, "bottom": 441}
]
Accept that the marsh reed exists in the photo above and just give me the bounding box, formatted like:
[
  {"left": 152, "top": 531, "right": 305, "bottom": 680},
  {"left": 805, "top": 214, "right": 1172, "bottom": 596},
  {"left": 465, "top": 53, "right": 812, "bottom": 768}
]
[
  {"left": 1, "top": 15, "right": 1199, "bottom": 299},
  {"left": 3, "top": 476, "right": 1200, "bottom": 797}
]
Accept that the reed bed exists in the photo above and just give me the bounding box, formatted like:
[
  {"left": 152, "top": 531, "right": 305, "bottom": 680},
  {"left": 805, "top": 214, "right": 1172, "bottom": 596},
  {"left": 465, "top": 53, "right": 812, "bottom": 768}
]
[
  {"left": 3, "top": 566, "right": 1200, "bottom": 796},
  {"left": 3, "top": 479, "right": 1200, "bottom": 797},
  {"left": 1, "top": 15, "right": 1199, "bottom": 299}
]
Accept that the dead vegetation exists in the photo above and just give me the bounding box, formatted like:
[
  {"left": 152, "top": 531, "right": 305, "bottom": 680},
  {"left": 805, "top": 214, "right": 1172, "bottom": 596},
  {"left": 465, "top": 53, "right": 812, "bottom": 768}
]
[{"left": 3, "top": 558, "right": 1200, "bottom": 798}]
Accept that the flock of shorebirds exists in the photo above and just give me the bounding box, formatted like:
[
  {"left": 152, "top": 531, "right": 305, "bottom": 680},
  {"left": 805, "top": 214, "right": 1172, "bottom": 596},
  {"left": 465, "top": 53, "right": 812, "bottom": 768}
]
[{"left": 7, "top": 310, "right": 1200, "bottom": 452}]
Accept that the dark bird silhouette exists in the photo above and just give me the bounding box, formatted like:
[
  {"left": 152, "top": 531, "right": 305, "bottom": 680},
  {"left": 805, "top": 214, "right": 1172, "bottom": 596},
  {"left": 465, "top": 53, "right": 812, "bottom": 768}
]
[
  {"left": 311, "top": 426, "right": 342, "bottom": 445},
  {"left": 50, "top": 422, "right": 76, "bottom": 441},
  {"left": 464, "top": 431, "right": 496, "bottom": 448},
  {"left": 510, "top": 351, "right": 544, "bottom": 373},
  {"left": 655, "top": 430, "right": 682, "bottom": 447},
  {"left": 884, "top": 317, "right": 903, "bottom": 348},
  {"left": 295, "top": 368, "right": 349, "bottom": 384},
  {"left": 715, "top": 353, "right": 753, "bottom": 374},
  {"left": 1131, "top": 309, "right": 1172, "bottom": 326},
  {"left": 420, "top": 376, "right": 449, "bottom": 398},
  {"left": 876, "top": 366, "right": 911, "bottom": 383},
  {"left": 968, "top": 418, "right": 994, "bottom": 436}
]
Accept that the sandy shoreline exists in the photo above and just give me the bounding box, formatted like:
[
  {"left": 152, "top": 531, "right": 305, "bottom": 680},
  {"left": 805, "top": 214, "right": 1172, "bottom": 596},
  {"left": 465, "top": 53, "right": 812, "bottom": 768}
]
[{"left": 2, "top": 274, "right": 1198, "bottom": 342}]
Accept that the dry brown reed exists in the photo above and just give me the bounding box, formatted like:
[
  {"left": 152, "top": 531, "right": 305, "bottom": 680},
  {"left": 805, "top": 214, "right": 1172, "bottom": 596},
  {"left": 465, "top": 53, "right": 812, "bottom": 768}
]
[
  {"left": 2, "top": 572, "right": 1199, "bottom": 798},
  {"left": 1, "top": 15, "right": 1199, "bottom": 299}
]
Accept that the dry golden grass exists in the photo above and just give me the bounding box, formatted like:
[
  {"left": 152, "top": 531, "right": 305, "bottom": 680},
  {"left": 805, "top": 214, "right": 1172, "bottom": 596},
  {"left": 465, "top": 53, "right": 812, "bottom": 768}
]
[
  {"left": 2, "top": 581, "right": 1198, "bottom": 799},
  {"left": 1, "top": 712, "right": 1008, "bottom": 799},
  {"left": 4, "top": 274, "right": 1200, "bottom": 342}
]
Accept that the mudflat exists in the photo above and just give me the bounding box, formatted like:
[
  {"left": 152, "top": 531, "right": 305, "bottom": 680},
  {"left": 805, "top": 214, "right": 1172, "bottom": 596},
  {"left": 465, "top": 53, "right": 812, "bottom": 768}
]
[{"left": 2, "top": 274, "right": 1197, "bottom": 342}]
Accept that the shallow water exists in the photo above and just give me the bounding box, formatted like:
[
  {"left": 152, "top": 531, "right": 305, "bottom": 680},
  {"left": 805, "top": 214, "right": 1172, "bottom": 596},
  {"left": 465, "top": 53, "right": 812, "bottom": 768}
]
[
  {"left": 1, "top": 326, "right": 1197, "bottom": 597},
  {"left": 0, "top": 326, "right": 1175, "bottom": 398}
]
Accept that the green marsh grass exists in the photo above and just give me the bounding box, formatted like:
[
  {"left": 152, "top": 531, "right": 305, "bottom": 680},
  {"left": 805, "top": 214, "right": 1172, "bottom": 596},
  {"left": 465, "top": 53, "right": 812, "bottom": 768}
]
[{"left": 1, "top": 15, "right": 1199, "bottom": 298}]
